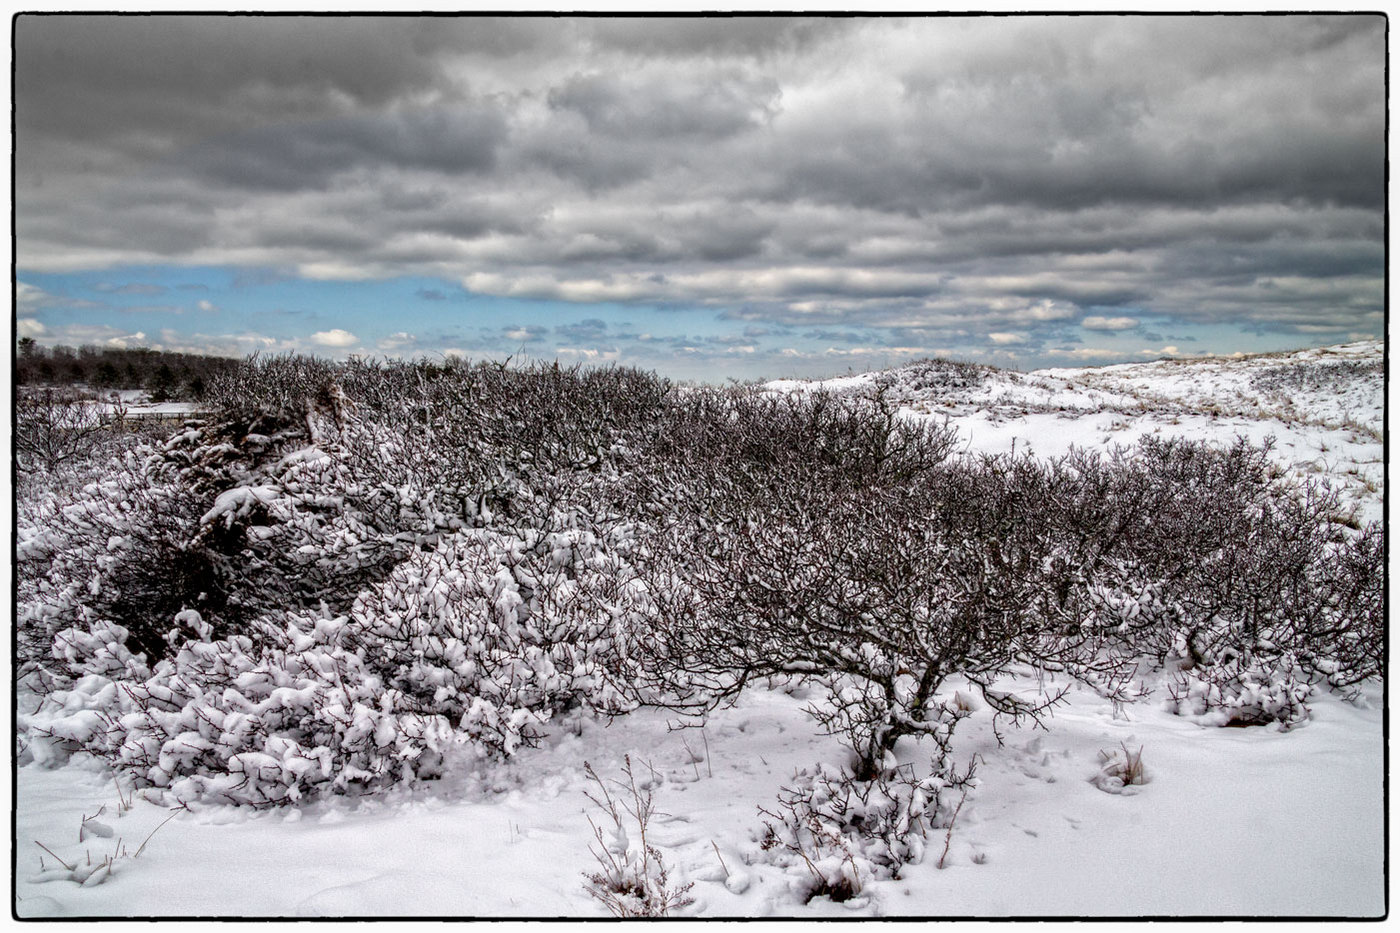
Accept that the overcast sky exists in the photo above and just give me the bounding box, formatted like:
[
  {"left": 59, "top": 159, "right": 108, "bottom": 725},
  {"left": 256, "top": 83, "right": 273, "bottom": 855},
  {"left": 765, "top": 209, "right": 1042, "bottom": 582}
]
[{"left": 14, "top": 14, "right": 1385, "bottom": 380}]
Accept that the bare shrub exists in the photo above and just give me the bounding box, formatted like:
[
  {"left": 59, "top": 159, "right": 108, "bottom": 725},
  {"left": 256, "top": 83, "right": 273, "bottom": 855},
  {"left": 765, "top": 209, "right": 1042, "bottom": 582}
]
[
  {"left": 1251, "top": 359, "right": 1381, "bottom": 395},
  {"left": 15, "top": 388, "right": 108, "bottom": 474},
  {"left": 18, "top": 348, "right": 1382, "bottom": 814},
  {"left": 633, "top": 391, "right": 1131, "bottom": 778},
  {"left": 583, "top": 756, "right": 694, "bottom": 917}
]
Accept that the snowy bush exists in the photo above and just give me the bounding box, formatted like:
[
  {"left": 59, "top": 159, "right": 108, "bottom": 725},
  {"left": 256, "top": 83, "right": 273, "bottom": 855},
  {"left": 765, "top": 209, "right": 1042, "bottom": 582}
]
[
  {"left": 898, "top": 357, "right": 987, "bottom": 392},
  {"left": 24, "top": 533, "right": 648, "bottom": 805},
  {"left": 17, "top": 445, "right": 220, "bottom": 682},
  {"left": 25, "top": 611, "right": 457, "bottom": 805},
  {"left": 17, "top": 356, "right": 668, "bottom": 805},
  {"left": 21, "top": 518, "right": 649, "bottom": 803},
  {"left": 1091, "top": 742, "right": 1148, "bottom": 793},
  {"left": 758, "top": 756, "right": 974, "bottom": 901},
  {"left": 345, "top": 521, "right": 649, "bottom": 756},
  {"left": 1081, "top": 437, "right": 1385, "bottom": 724},
  {"left": 1166, "top": 658, "right": 1313, "bottom": 729}
]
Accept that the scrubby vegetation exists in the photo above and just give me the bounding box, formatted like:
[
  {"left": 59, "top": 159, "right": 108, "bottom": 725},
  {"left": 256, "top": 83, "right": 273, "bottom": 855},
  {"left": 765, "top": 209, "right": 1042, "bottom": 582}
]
[
  {"left": 16, "top": 353, "right": 1384, "bottom": 878},
  {"left": 1251, "top": 359, "right": 1383, "bottom": 395}
]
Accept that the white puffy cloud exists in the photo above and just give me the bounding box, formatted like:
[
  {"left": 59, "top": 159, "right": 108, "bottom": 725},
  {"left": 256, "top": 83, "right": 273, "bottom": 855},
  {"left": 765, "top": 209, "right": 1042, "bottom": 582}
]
[
  {"left": 310, "top": 329, "right": 360, "bottom": 348},
  {"left": 1081, "top": 316, "right": 1139, "bottom": 331},
  {"left": 375, "top": 331, "right": 417, "bottom": 352}
]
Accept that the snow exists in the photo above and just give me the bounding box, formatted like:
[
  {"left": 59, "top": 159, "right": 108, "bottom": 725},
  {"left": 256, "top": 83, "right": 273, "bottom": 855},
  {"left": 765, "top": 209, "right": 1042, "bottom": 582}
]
[
  {"left": 94, "top": 391, "right": 202, "bottom": 416},
  {"left": 14, "top": 678, "right": 1384, "bottom": 918},
  {"left": 14, "top": 340, "right": 1386, "bottom": 918},
  {"left": 199, "top": 485, "right": 283, "bottom": 527}
]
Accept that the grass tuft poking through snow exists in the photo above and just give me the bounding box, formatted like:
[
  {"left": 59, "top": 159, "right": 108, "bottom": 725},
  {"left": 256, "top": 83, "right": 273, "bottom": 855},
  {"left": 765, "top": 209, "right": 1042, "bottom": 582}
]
[
  {"left": 582, "top": 756, "right": 695, "bottom": 917},
  {"left": 1091, "top": 743, "right": 1148, "bottom": 794}
]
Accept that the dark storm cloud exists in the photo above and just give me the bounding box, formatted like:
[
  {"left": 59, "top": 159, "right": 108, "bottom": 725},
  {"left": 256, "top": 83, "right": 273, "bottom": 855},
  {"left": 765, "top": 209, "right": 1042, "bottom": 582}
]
[
  {"left": 252, "top": 216, "right": 382, "bottom": 254},
  {"left": 583, "top": 16, "right": 843, "bottom": 58},
  {"left": 1152, "top": 240, "right": 1385, "bottom": 284},
  {"left": 179, "top": 105, "right": 508, "bottom": 192},
  {"left": 14, "top": 14, "right": 1386, "bottom": 359},
  {"left": 675, "top": 208, "right": 776, "bottom": 263},
  {"left": 752, "top": 21, "right": 1383, "bottom": 217},
  {"left": 15, "top": 16, "right": 452, "bottom": 140}
]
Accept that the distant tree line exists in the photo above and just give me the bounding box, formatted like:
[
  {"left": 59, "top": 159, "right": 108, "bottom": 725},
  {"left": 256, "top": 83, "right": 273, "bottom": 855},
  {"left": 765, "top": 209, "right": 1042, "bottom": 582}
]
[{"left": 15, "top": 338, "right": 239, "bottom": 401}]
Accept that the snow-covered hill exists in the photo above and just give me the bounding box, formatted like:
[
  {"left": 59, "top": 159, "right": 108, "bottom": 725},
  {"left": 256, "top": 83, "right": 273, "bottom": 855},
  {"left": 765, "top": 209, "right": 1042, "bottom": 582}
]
[{"left": 770, "top": 340, "right": 1385, "bottom": 525}]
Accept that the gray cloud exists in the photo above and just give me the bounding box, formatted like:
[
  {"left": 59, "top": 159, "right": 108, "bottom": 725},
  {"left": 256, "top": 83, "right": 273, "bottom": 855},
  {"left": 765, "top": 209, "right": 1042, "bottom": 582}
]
[
  {"left": 547, "top": 68, "right": 778, "bottom": 140},
  {"left": 14, "top": 14, "right": 1386, "bottom": 361},
  {"left": 555, "top": 318, "right": 610, "bottom": 341},
  {"left": 95, "top": 282, "right": 167, "bottom": 295},
  {"left": 583, "top": 17, "right": 843, "bottom": 59},
  {"left": 15, "top": 16, "right": 451, "bottom": 141},
  {"left": 502, "top": 324, "right": 549, "bottom": 343},
  {"left": 177, "top": 105, "right": 508, "bottom": 192}
]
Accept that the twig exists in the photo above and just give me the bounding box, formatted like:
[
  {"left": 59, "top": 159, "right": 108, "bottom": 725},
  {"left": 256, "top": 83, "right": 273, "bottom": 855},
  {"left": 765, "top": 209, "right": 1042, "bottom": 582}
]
[
  {"left": 937, "top": 786, "right": 969, "bottom": 870},
  {"left": 701, "top": 728, "right": 713, "bottom": 779},
  {"left": 114, "top": 774, "right": 132, "bottom": 811},
  {"left": 134, "top": 809, "right": 181, "bottom": 858},
  {"left": 35, "top": 841, "right": 73, "bottom": 872},
  {"left": 680, "top": 736, "right": 701, "bottom": 780},
  {"left": 711, "top": 840, "right": 730, "bottom": 879}
]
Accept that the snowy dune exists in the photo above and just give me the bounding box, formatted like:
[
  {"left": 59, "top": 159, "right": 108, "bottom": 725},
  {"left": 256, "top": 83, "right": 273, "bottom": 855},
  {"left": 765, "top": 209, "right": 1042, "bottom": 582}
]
[
  {"left": 14, "top": 341, "right": 1386, "bottom": 919},
  {"left": 772, "top": 340, "right": 1384, "bottom": 525}
]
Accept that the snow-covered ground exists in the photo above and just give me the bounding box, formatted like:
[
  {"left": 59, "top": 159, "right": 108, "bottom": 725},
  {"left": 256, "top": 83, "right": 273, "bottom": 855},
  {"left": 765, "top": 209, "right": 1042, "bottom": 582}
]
[
  {"left": 95, "top": 389, "right": 202, "bottom": 416},
  {"left": 13, "top": 341, "right": 1386, "bottom": 919},
  {"left": 13, "top": 676, "right": 1386, "bottom": 918}
]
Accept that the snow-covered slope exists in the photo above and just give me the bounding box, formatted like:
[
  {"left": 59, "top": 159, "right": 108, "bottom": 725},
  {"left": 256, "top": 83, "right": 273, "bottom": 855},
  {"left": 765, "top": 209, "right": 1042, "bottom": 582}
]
[{"left": 770, "top": 340, "right": 1385, "bottom": 525}]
